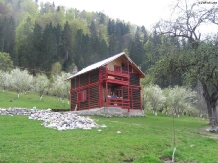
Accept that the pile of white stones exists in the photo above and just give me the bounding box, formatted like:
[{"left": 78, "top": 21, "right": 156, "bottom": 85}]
[
  {"left": 0, "top": 108, "right": 37, "bottom": 115},
  {"left": 0, "top": 108, "right": 99, "bottom": 131}
]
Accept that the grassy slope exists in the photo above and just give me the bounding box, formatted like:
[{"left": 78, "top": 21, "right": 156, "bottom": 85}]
[
  {"left": 0, "top": 91, "right": 70, "bottom": 109},
  {"left": 1, "top": 113, "right": 218, "bottom": 163}
]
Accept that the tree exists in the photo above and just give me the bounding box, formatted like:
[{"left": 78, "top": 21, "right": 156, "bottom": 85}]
[
  {"left": 16, "top": 16, "right": 35, "bottom": 67},
  {"left": 40, "top": 23, "right": 57, "bottom": 72},
  {"left": 164, "top": 86, "right": 197, "bottom": 116},
  {"left": 50, "top": 72, "right": 70, "bottom": 103},
  {"left": 156, "top": 0, "right": 217, "bottom": 49},
  {"left": 143, "top": 85, "right": 166, "bottom": 115},
  {"left": 51, "top": 62, "right": 62, "bottom": 76},
  {"left": 129, "top": 26, "right": 147, "bottom": 72},
  {"left": 29, "top": 22, "right": 42, "bottom": 74},
  {"left": 154, "top": 0, "right": 218, "bottom": 124},
  {"left": 10, "top": 68, "right": 33, "bottom": 98},
  {"left": 61, "top": 21, "right": 74, "bottom": 71},
  {"left": 0, "top": 16, "right": 17, "bottom": 65},
  {"left": 0, "top": 70, "right": 10, "bottom": 92},
  {"left": 33, "top": 73, "right": 50, "bottom": 100},
  {"left": 0, "top": 52, "right": 13, "bottom": 71}
]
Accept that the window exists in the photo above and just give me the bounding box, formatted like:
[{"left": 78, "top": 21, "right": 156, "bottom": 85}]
[
  {"left": 114, "top": 65, "right": 121, "bottom": 72},
  {"left": 77, "top": 90, "right": 87, "bottom": 102}
]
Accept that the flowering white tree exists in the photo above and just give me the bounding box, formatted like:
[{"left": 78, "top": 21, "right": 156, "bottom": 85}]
[
  {"left": 33, "top": 74, "right": 50, "bottom": 100},
  {"left": 0, "top": 70, "right": 11, "bottom": 92},
  {"left": 50, "top": 72, "right": 70, "bottom": 104},
  {"left": 162, "top": 88, "right": 171, "bottom": 115},
  {"left": 143, "top": 85, "right": 166, "bottom": 115},
  {"left": 10, "top": 68, "right": 33, "bottom": 98},
  {"left": 165, "top": 86, "right": 197, "bottom": 116}
]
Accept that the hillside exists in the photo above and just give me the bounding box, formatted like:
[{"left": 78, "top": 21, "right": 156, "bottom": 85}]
[{"left": 0, "top": 91, "right": 69, "bottom": 109}]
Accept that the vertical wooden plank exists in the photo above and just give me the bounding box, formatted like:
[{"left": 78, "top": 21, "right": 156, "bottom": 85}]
[
  {"left": 127, "top": 61, "right": 130, "bottom": 112},
  {"left": 140, "top": 89, "right": 142, "bottom": 110},
  {"left": 70, "top": 79, "right": 72, "bottom": 111},
  {"left": 99, "top": 68, "right": 102, "bottom": 107},
  {"left": 88, "top": 72, "right": 90, "bottom": 109},
  {"left": 106, "top": 82, "right": 108, "bottom": 106}
]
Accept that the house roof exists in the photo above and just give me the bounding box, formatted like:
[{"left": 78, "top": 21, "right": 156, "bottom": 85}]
[{"left": 67, "top": 52, "right": 145, "bottom": 80}]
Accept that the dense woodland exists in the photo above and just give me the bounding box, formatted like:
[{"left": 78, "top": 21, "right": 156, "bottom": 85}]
[{"left": 0, "top": 0, "right": 184, "bottom": 87}]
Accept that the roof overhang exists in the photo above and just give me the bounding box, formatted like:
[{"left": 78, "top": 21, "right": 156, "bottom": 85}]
[{"left": 67, "top": 52, "right": 145, "bottom": 80}]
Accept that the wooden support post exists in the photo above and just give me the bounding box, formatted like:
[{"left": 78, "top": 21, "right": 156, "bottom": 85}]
[
  {"left": 99, "top": 68, "right": 103, "bottom": 107},
  {"left": 127, "top": 61, "right": 130, "bottom": 112},
  {"left": 106, "top": 82, "right": 108, "bottom": 106},
  {"left": 78, "top": 76, "right": 80, "bottom": 110},
  {"left": 88, "top": 72, "right": 90, "bottom": 109},
  {"left": 132, "top": 88, "right": 134, "bottom": 110},
  {"left": 70, "top": 89, "right": 72, "bottom": 111},
  {"left": 140, "top": 89, "right": 142, "bottom": 110}
]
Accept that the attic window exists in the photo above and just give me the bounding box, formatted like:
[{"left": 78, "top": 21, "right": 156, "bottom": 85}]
[{"left": 114, "top": 65, "right": 121, "bottom": 72}]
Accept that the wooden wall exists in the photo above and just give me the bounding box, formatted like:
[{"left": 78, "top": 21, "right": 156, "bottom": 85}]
[
  {"left": 130, "top": 73, "right": 140, "bottom": 86},
  {"left": 70, "top": 68, "right": 100, "bottom": 110}
]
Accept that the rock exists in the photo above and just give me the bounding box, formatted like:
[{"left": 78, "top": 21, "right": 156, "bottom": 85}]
[
  {"left": 100, "top": 124, "right": 107, "bottom": 128},
  {"left": 0, "top": 108, "right": 98, "bottom": 131},
  {"left": 206, "top": 127, "right": 218, "bottom": 132}
]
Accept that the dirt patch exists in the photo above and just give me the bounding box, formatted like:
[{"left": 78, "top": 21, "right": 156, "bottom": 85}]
[
  {"left": 159, "top": 156, "right": 198, "bottom": 163},
  {"left": 123, "top": 158, "right": 134, "bottom": 162},
  {"left": 200, "top": 127, "right": 218, "bottom": 139},
  {"left": 160, "top": 157, "right": 172, "bottom": 163}
]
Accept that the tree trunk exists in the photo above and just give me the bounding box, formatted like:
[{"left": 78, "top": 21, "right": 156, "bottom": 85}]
[{"left": 201, "top": 80, "right": 218, "bottom": 125}]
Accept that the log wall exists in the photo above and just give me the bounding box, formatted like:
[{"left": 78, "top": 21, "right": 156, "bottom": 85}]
[
  {"left": 71, "top": 91, "right": 77, "bottom": 111},
  {"left": 132, "top": 89, "right": 141, "bottom": 109},
  {"left": 70, "top": 68, "right": 100, "bottom": 110},
  {"left": 130, "top": 73, "right": 140, "bottom": 86}
]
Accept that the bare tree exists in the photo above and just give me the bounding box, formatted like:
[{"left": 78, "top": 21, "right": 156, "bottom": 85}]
[
  {"left": 156, "top": 0, "right": 217, "bottom": 47},
  {"left": 154, "top": 0, "right": 218, "bottom": 124}
]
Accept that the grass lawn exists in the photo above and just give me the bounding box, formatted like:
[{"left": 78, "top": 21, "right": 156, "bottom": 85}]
[
  {"left": 1, "top": 113, "right": 218, "bottom": 163},
  {"left": 0, "top": 91, "right": 70, "bottom": 110}
]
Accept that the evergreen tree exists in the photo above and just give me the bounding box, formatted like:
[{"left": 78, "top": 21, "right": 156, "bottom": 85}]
[
  {"left": 141, "top": 25, "right": 148, "bottom": 44},
  {"left": 53, "top": 23, "right": 62, "bottom": 60},
  {"left": 129, "top": 26, "right": 146, "bottom": 71},
  {"left": 74, "top": 30, "right": 91, "bottom": 70},
  {"left": 40, "top": 23, "right": 57, "bottom": 73},
  {"left": 62, "top": 21, "right": 73, "bottom": 60},
  {"left": 0, "top": 16, "right": 17, "bottom": 65},
  {"left": 29, "top": 22, "right": 42, "bottom": 74}
]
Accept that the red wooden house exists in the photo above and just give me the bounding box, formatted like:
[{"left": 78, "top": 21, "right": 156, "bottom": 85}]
[{"left": 67, "top": 52, "right": 145, "bottom": 111}]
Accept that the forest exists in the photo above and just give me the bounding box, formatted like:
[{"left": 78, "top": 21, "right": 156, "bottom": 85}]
[
  {"left": 0, "top": 0, "right": 180, "bottom": 84},
  {"left": 0, "top": 0, "right": 218, "bottom": 124}
]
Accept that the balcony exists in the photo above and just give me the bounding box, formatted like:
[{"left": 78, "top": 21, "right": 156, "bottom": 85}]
[
  {"left": 100, "top": 67, "right": 130, "bottom": 85},
  {"left": 107, "top": 97, "right": 130, "bottom": 109},
  {"left": 107, "top": 69, "right": 129, "bottom": 78}
]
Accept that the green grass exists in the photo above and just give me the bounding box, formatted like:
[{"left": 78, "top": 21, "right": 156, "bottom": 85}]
[
  {"left": 0, "top": 91, "right": 70, "bottom": 110},
  {"left": 1, "top": 113, "right": 218, "bottom": 163}
]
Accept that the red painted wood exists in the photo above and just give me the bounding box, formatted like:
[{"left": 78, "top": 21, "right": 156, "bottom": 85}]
[
  {"left": 127, "top": 61, "right": 130, "bottom": 112},
  {"left": 88, "top": 71, "right": 90, "bottom": 109},
  {"left": 99, "top": 68, "right": 102, "bottom": 107},
  {"left": 70, "top": 59, "right": 143, "bottom": 111},
  {"left": 106, "top": 81, "right": 108, "bottom": 106},
  {"left": 140, "top": 89, "right": 142, "bottom": 110}
]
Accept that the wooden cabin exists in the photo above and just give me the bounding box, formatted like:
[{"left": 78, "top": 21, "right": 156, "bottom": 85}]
[{"left": 67, "top": 52, "right": 145, "bottom": 111}]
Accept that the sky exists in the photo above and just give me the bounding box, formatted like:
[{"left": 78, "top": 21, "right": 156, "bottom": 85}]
[{"left": 39, "top": 0, "right": 175, "bottom": 31}]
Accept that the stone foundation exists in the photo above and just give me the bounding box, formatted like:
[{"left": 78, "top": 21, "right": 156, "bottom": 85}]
[{"left": 71, "top": 107, "right": 145, "bottom": 117}]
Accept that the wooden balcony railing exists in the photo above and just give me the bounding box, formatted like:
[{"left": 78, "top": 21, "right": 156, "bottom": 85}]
[
  {"left": 100, "top": 68, "right": 129, "bottom": 85},
  {"left": 107, "top": 97, "right": 130, "bottom": 109}
]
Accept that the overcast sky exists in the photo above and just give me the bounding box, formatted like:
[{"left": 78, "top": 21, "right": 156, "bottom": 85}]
[{"left": 39, "top": 0, "right": 176, "bottom": 31}]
